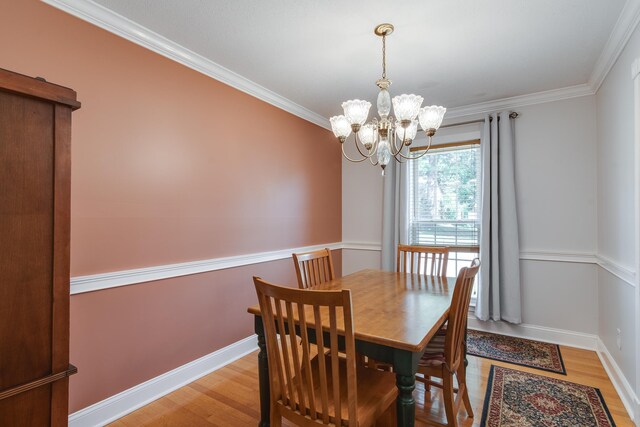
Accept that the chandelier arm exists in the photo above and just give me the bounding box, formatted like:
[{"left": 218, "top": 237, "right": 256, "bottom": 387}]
[
  {"left": 368, "top": 133, "right": 380, "bottom": 158},
  {"left": 391, "top": 130, "right": 408, "bottom": 163},
  {"left": 395, "top": 136, "right": 433, "bottom": 160},
  {"left": 369, "top": 155, "right": 379, "bottom": 166},
  {"left": 393, "top": 150, "right": 407, "bottom": 163},
  {"left": 389, "top": 128, "right": 407, "bottom": 156},
  {"left": 353, "top": 131, "right": 373, "bottom": 158},
  {"left": 388, "top": 135, "right": 401, "bottom": 156},
  {"left": 341, "top": 143, "right": 370, "bottom": 163}
]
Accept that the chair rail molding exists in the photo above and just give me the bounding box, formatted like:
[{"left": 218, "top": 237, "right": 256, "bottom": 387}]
[
  {"left": 74, "top": 244, "right": 639, "bottom": 295},
  {"left": 71, "top": 242, "right": 342, "bottom": 294},
  {"left": 519, "top": 250, "right": 597, "bottom": 264},
  {"left": 597, "top": 254, "right": 637, "bottom": 288},
  {"left": 341, "top": 242, "right": 383, "bottom": 252}
]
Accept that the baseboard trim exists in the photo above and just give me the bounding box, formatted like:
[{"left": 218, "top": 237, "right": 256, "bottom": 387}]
[
  {"left": 68, "top": 335, "right": 258, "bottom": 427},
  {"left": 596, "top": 338, "right": 640, "bottom": 422},
  {"left": 467, "top": 317, "right": 599, "bottom": 350}
]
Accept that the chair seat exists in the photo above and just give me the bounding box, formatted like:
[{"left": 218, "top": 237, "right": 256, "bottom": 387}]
[
  {"left": 419, "top": 327, "right": 447, "bottom": 367},
  {"left": 283, "top": 353, "right": 397, "bottom": 426}
]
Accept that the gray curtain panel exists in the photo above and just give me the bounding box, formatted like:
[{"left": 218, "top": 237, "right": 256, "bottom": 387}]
[
  {"left": 381, "top": 157, "right": 409, "bottom": 271},
  {"left": 476, "top": 112, "right": 522, "bottom": 323}
]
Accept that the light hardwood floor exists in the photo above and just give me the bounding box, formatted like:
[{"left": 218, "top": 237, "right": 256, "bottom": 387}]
[{"left": 111, "top": 345, "right": 634, "bottom": 426}]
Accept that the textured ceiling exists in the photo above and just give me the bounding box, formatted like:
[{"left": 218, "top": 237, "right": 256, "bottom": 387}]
[{"left": 92, "top": 0, "right": 625, "bottom": 118}]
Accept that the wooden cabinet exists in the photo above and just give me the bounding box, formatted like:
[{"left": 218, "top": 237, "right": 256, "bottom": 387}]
[{"left": 0, "top": 69, "right": 79, "bottom": 426}]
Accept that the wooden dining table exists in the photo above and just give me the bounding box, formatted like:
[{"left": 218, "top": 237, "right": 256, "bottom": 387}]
[{"left": 247, "top": 268, "right": 456, "bottom": 427}]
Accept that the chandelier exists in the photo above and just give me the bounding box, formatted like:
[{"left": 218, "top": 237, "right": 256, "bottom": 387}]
[{"left": 329, "top": 24, "right": 447, "bottom": 175}]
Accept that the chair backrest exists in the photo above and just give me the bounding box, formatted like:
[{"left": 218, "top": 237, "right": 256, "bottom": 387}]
[
  {"left": 397, "top": 245, "right": 449, "bottom": 277},
  {"left": 292, "top": 248, "right": 336, "bottom": 289},
  {"left": 253, "top": 277, "right": 358, "bottom": 426},
  {"left": 444, "top": 259, "right": 480, "bottom": 370}
]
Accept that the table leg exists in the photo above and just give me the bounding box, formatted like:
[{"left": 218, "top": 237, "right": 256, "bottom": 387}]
[
  {"left": 257, "top": 329, "right": 270, "bottom": 427},
  {"left": 396, "top": 374, "right": 416, "bottom": 427}
]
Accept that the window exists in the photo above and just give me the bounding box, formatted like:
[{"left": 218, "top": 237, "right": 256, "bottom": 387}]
[{"left": 408, "top": 140, "right": 481, "bottom": 282}]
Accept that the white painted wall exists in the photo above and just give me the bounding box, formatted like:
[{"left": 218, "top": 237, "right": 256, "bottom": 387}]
[
  {"left": 596, "top": 22, "right": 640, "bottom": 403},
  {"left": 342, "top": 95, "right": 599, "bottom": 334},
  {"left": 341, "top": 153, "right": 383, "bottom": 274},
  {"left": 515, "top": 98, "right": 597, "bottom": 254}
]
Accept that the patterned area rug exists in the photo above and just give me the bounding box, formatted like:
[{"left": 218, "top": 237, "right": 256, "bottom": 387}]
[
  {"left": 481, "top": 366, "right": 616, "bottom": 427},
  {"left": 467, "top": 330, "right": 566, "bottom": 374}
]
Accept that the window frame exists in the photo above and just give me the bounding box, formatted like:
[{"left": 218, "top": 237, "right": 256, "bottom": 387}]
[{"left": 407, "top": 138, "right": 482, "bottom": 302}]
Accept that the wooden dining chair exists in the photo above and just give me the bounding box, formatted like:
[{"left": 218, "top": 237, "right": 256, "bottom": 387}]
[
  {"left": 293, "top": 248, "right": 335, "bottom": 289},
  {"left": 397, "top": 245, "right": 449, "bottom": 277},
  {"left": 416, "top": 259, "right": 480, "bottom": 427},
  {"left": 253, "top": 277, "right": 397, "bottom": 427}
]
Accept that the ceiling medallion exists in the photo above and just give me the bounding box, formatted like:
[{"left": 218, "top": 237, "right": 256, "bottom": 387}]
[{"left": 330, "top": 23, "right": 447, "bottom": 175}]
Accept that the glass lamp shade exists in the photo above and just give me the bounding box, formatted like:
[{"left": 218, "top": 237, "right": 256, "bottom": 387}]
[
  {"left": 342, "top": 99, "right": 371, "bottom": 125},
  {"left": 377, "top": 89, "right": 391, "bottom": 118},
  {"left": 392, "top": 94, "right": 423, "bottom": 122},
  {"left": 418, "top": 105, "right": 447, "bottom": 131},
  {"left": 329, "top": 115, "right": 352, "bottom": 139},
  {"left": 359, "top": 123, "right": 378, "bottom": 148},
  {"left": 395, "top": 119, "right": 418, "bottom": 141},
  {"left": 377, "top": 138, "right": 392, "bottom": 166}
]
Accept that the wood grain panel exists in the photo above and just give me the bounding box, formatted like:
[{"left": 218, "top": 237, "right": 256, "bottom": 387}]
[
  {"left": 0, "top": 68, "right": 76, "bottom": 426},
  {"left": 0, "top": 92, "right": 54, "bottom": 387}
]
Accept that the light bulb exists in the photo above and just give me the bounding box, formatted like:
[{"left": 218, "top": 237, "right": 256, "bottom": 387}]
[
  {"left": 392, "top": 94, "right": 423, "bottom": 122},
  {"left": 395, "top": 119, "right": 418, "bottom": 142},
  {"left": 418, "top": 105, "right": 447, "bottom": 132},
  {"left": 329, "top": 115, "right": 352, "bottom": 139},
  {"left": 359, "top": 123, "right": 378, "bottom": 149},
  {"left": 342, "top": 99, "right": 371, "bottom": 126}
]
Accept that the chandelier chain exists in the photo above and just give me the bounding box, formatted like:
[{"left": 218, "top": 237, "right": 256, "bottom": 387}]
[{"left": 382, "top": 34, "right": 387, "bottom": 79}]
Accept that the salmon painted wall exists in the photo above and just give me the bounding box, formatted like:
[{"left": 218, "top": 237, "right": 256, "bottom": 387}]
[{"left": 1, "top": 0, "right": 341, "bottom": 412}]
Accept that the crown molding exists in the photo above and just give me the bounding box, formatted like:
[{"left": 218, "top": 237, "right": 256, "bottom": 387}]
[
  {"left": 41, "top": 0, "right": 639, "bottom": 128},
  {"left": 41, "top": 0, "right": 331, "bottom": 130},
  {"left": 445, "top": 84, "right": 595, "bottom": 119},
  {"left": 589, "top": 0, "right": 640, "bottom": 91}
]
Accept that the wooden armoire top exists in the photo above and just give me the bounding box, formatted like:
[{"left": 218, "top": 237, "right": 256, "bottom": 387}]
[{"left": 0, "top": 68, "right": 81, "bottom": 110}]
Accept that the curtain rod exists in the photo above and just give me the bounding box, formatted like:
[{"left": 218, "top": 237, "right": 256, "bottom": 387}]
[{"left": 439, "top": 112, "right": 519, "bottom": 130}]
